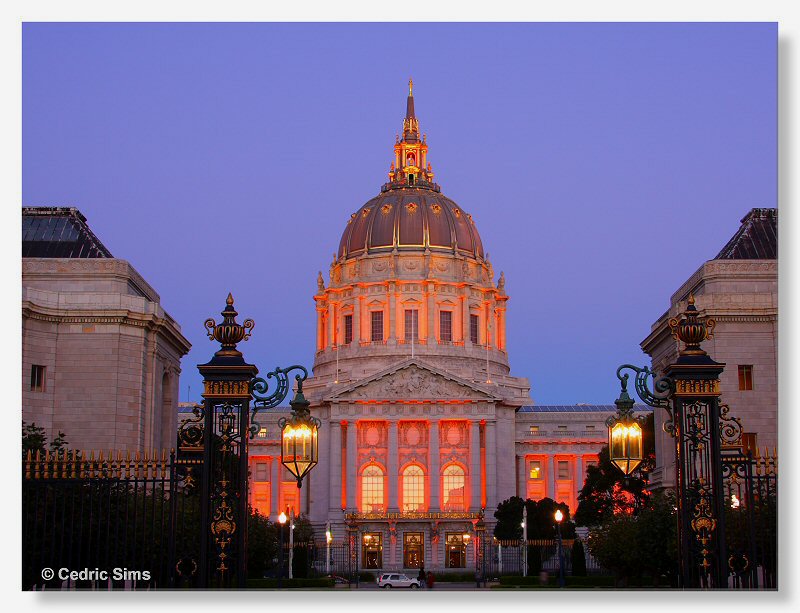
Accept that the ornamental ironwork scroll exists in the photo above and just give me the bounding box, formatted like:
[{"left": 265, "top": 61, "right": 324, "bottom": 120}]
[{"left": 249, "top": 365, "right": 309, "bottom": 437}]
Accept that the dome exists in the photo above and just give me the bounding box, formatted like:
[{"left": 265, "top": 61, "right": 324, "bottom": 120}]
[{"left": 337, "top": 188, "right": 484, "bottom": 260}]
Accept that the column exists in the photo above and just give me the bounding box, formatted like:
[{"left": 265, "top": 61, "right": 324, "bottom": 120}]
[
  {"left": 270, "top": 456, "right": 280, "bottom": 520},
  {"left": 353, "top": 294, "right": 362, "bottom": 344},
  {"left": 329, "top": 421, "right": 342, "bottom": 512},
  {"left": 347, "top": 421, "right": 358, "bottom": 510},
  {"left": 461, "top": 293, "right": 469, "bottom": 345},
  {"left": 547, "top": 455, "right": 556, "bottom": 500},
  {"left": 316, "top": 308, "right": 325, "bottom": 351},
  {"left": 486, "top": 421, "right": 497, "bottom": 509},
  {"left": 388, "top": 421, "right": 399, "bottom": 511},
  {"left": 388, "top": 282, "right": 396, "bottom": 342},
  {"left": 470, "top": 421, "right": 481, "bottom": 509},
  {"left": 426, "top": 282, "right": 435, "bottom": 342},
  {"left": 517, "top": 454, "right": 526, "bottom": 499},
  {"left": 576, "top": 456, "right": 584, "bottom": 491},
  {"left": 327, "top": 301, "right": 336, "bottom": 348},
  {"left": 429, "top": 421, "right": 440, "bottom": 511}
]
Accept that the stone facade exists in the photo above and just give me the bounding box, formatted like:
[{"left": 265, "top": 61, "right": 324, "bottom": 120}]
[
  {"left": 22, "top": 239, "right": 191, "bottom": 452},
  {"left": 641, "top": 211, "right": 778, "bottom": 490},
  {"left": 241, "top": 84, "right": 615, "bottom": 573}
]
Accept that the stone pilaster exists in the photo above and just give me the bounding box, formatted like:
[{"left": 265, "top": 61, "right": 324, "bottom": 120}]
[
  {"left": 547, "top": 455, "right": 555, "bottom": 499},
  {"left": 346, "top": 420, "right": 357, "bottom": 509},
  {"left": 329, "top": 421, "right": 342, "bottom": 512},
  {"left": 388, "top": 420, "right": 399, "bottom": 511},
  {"left": 486, "top": 420, "right": 497, "bottom": 509},
  {"left": 470, "top": 421, "right": 481, "bottom": 509},
  {"left": 429, "top": 421, "right": 440, "bottom": 511},
  {"left": 271, "top": 455, "right": 280, "bottom": 519}
]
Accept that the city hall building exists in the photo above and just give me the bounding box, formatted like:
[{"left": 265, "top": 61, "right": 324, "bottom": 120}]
[{"left": 244, "top": 83, "right": 622, "bottom": 572}]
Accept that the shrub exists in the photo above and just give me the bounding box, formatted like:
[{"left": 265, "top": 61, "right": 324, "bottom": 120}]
[{"left": 571, "top": 539, "right": 587, "bottom": 576}]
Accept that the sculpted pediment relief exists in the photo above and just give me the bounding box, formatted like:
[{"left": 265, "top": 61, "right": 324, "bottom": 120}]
[{"left": 329, "top": 361, "right": 497, "bottom": 402}]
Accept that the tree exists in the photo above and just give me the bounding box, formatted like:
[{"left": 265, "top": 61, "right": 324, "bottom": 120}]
[
  {"left": 571, "top": 539, "right": 587, "bottom": 576},
  {"left": 574, "top": 412, "right": 656, "bottom": 526},
  {"left": 587, "top": 491, "right": 677, "bottom": 586},
  {"left": 22, "top": 421, "right": 69, "bottom": 456},
  {"left": 493, "top": 496, "right": 575, "bottom": 540}
]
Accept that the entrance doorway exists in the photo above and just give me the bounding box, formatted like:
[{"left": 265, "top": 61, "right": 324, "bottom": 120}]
[
  {"left": 403, "top": 532, "right": 424, "bottom": 568},
  {"left": 362, "top": 533, "right": 383, "bottom": 569}
]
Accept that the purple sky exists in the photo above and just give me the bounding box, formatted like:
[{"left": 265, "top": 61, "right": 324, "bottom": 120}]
[{"left": 22, "top": 23, "right": 776, "bottom": 405}]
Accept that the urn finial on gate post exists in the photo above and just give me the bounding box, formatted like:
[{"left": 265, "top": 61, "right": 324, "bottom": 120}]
[
  {"left": 204, "top": 293, "right": 255, "bottom": 359},
  {"left": 668, "top": 293, "right": 716, "bottom": 357}
]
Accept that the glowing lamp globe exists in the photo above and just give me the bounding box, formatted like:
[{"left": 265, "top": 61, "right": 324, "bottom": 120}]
[
  {"left": 609, "top": 420, "right": 643, "bottom": 475},
  {"left": 554, "top": 509, "right": 564, "bottom": 523},
  {"left": 280, "top": 385, "right": 321, "bottom": 488}
]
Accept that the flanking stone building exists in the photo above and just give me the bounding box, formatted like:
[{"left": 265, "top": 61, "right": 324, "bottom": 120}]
[
  {"left": 22, "top": 207, "right": 191, "bottom": 452},
  {"left": 641, "top": 208, "right": 777, "bottom": 491}
]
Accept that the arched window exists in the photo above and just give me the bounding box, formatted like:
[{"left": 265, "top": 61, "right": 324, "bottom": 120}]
[
  {"left": 401, "top": 465, "right": 425, "bottom": 512},
  {"left": 442, "top": 464, "right": 466, "bottom": 511},
  {"left": 361, "top": 465, "right": 385, "bottom": 513}
]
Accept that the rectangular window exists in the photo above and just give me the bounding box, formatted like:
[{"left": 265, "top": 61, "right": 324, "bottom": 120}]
[
  {"left": 257, "top": 427, "right": 268, "bottom": 438},
  {"left": 470, "top": 314, "right": 479, "bottom": 344},
  {"left": 404, "top": 309, "right": 419, "bottom": 342},
  {"left": 558, "top": 425, "right": 567, "bottom": 431},
  {"left": 557, "top": 460, "right": 570, "bottom": 479},
  {"left": 30, "top": 365, "right": 46, "bottom": 392},
  {"left": 738, "top": 365, "right": 754, "bottom": 391},
  {"left": 529, "top": 425, "right": 539, "bottom": 434},
  {"left": 440, "top": 311, "right": 452, "bottom": 342},
  {"left": 586, "top": 425, "right": 595, "bottom": 431},
  {"left": 280, "top": 482, "right": 300, "bottom": 516},
  {"left": 252, "top": 483, "right": 270, "bottom": 517},
  {"left": 344, "top": 314, "right": 353, "bottom": 345},
  {"left": 529, "top": 461, "right": 542, "bottom": 480},
  {"left": 370, "top": 311, "right": 384, "bottom": 342},
  {"left": 254, "top": 462, "right": 269, "bottom": 482}
]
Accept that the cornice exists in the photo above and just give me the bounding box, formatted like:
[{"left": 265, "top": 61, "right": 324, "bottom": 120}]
[{"left": 22, "top": 301, "right": 192, "bottom": 355}]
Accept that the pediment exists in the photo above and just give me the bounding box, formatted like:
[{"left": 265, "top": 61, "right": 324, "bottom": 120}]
[{"left": 326, "top": 358, "right": 500, "bottom": 402}]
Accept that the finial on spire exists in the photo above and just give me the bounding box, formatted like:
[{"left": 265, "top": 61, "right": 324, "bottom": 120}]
[{"left": 409, "top": 77, "right": 413, "bottom": 96}]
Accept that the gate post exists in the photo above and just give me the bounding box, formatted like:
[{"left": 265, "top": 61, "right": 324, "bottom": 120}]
[
  {"left": 665, "top": 295, "right": 727, "bottom": 588},
  {"left": 198, "top": 294, "right": 258, "bottom": 588}
]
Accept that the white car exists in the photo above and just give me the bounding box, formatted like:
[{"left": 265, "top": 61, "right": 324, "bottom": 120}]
[{"left": 376, "top": 573, "right": 421, "bottom": 589}]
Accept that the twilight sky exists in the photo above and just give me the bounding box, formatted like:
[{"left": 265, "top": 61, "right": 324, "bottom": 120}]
[{"left": 22, "top": 22, "right": 776, "bottom": 405}]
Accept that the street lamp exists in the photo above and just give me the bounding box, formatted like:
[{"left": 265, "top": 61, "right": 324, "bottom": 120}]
[
  {"left": 326, "top": 523, "right": 333, "bottom": 576},
  {"left": 280, "top": 379, "right": 321, "bottom": 489},
  {"left": 278, "top": 511, "right": 287, "bottom": 589},
  {"left": 521, "top": 505, "right": 528, "bottom": 577},
  {"left": 554, "top": 509, "right": 565, "bottom": 588},
  {"left": 606, "top": 378, "right": 646, "bottom": 475}
]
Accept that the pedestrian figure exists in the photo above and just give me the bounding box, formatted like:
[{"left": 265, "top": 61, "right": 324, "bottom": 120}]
[
  {"left": 475, "top": 569, "right": 481, "bottom": 588},
  {"left": 426, "top": 570, "right": 434, "bottom": 589},
  {"left": 417, "top": 565, "right": 426, "bottom": 589}
]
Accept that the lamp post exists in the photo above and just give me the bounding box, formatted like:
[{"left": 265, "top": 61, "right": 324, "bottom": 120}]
[
  {"left": 278, "top": 511, "right": 287, "bottom": 589},
  {"left": 521, "top": 505, "right": 528, "bottom": 577},
  {"left": 463, "top": 532, "right": 471, "bottom": 569},
  {"left": 554, "top": 509, "right": 565, "bottom": 588},
  {"left": 610, "top": 295, "right": 728, "bottom": 588},
  {"left": 289, "top": 509, "right": 295, "bottom": 580},
  {"left": 325, "top": 523, "right": 333, "bottom": 576}
]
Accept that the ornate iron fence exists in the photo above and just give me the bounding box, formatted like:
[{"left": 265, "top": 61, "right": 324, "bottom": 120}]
[{"left": 22, "top": 449, "right": 201, "bottom": 590}]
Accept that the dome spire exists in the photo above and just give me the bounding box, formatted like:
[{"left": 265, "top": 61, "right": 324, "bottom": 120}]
[{"left": 384, "top": 79, "right": 438, "bottom": 192}]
